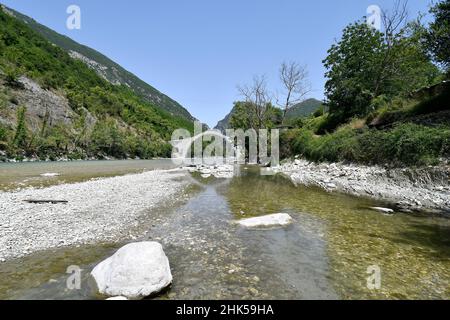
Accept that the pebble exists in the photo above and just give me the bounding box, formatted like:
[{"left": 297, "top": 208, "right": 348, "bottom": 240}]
[{"left": 0, "top": 170, "right": 188, "bottom": 262}]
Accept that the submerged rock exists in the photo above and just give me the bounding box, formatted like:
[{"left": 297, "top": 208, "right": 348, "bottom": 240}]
[
  {"left": 370, "top": 207, "right": 394, "bottom": 214},
  {"left": 40, "top": 173, "right": 60, "bottom": 177},
  {"left": 236, "top": 213, "right": 293, "bottom": 228},
  {"left": 91, "top": 242, "right": 172, "bottom": 299}
]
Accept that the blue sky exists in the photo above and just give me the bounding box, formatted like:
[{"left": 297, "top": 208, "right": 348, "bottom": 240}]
[{"left": 1, "top": 0, "right": 433, "bottom": 127}]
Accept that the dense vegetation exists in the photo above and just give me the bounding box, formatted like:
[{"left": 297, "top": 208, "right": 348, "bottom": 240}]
[
  {"left": 229, "top": 101, "right": 282, "bottom": 130},
  {"left": 426, "top": 0, "right": 450, "bottom": 73},
  {"left": 0, "top": 8, "right": 193, "bottom": 160},
  {"left": 223, "top": 1, "right": 449, "bottom": 167},
  {"left": 6, "top": 5, "right": 196, "bottom": 122},
  {"left": 279, "top": 0, "right": 450, "bottom": 167},
  {"left": 285, "top": 99, "right": 324, "bottom": 120}
]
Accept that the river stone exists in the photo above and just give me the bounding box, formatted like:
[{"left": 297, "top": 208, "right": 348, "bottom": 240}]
[
  {"left": 236, "top": 213, "right": 293, "bottom": 228},
  {"left": 40, "top": 172, "right": 60, "bottom": 177},
  {"left": 106, "top": 296, "right": 128, "bottom": 300},
  {"left": 370, "top": 207, "right": 394, "bottom": 214},
  {"left": 91, "top": 242, "right": 172, "bottom": 299}
]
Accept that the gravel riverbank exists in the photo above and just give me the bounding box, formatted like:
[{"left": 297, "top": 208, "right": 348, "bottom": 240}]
[
  {"left": 276, "top": 160, "right": 450, "bottom": 214},
  {"left": 0, "top": 169, "right": 189, "bottom": 262}
]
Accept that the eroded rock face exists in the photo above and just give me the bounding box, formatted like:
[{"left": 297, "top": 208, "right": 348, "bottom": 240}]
[
  {"left": 236, "top": 213, "right": 293, "bottom": 228},
  {"left": 0, "top": 76, "right": 97, "bottom": 133},
  {"left": 91, "top": 242, "right": 172, "bottom": 299}
]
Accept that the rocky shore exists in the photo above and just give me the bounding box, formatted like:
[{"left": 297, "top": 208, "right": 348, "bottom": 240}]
[
  {"left": 0, "top": 169, "right": 189, "bottom": 262},
  {"left": 276, "top": 159, "right": 450, "bottom": 214}
]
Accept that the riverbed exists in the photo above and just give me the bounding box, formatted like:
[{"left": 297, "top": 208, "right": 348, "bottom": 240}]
[
  {"left": 0, "top": 159, "right": 179, "bottom": 191},
  {"left": 0, "top": 162, "right": 449, "bottom": 299}
]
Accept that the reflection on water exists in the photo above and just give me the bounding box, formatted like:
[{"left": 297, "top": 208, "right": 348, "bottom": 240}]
[{"left": 0, "top": 165, "right": 448, "bottom": 299}]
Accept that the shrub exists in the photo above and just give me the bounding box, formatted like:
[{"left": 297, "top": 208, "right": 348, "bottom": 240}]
[
  {"left": 313, "top": 106, "right": 324, "bottom": 118},
  {"left": 4, "top": 65, "right": 22, "bottom": 88},
  {"left": 13, "top": 106, "right": 28, "bottom": 148},
  {"left": 290, "top": 123, "right": 450, "bottom": 166},
  {"left": 0, "top": 124, "right": 8, "bottom": 144}
]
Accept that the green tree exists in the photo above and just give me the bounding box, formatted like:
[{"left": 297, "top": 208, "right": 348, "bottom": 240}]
[
  {"left": 323, "top": 19, "right": 440, "bottom": 124},
  {"left": 426, "top": 0, "right": 450, "bottom": 73},
  {"left": 229, "top": 102, "right": 254, "bottom": 130},
  {"left": 229, "top": 101, "right": 282, "bottom": 130},
  {"left": 323, "top": 22, "right": 385, "bottom": 120},
  {"left": 13, "top": 106, "right": 28, "bottom": 148}
]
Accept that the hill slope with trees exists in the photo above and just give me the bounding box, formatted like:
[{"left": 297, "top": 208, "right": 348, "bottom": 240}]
[
  {"left": 2, "top": 5, "right": 197, "bottom": 122},
  {"left": 0, "top": 6, "right": 193, "bottom": 161}
]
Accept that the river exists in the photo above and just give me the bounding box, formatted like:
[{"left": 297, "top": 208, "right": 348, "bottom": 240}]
[{"left": 0, "top": 161, "right": 448, "bottom": 299}]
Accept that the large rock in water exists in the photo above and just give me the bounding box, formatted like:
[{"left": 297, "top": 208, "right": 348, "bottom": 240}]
[
  {"left": 236, "top": 213, "right": 293, "bottom": 228},
  {"left": 91, "top": 242, "right": 172, "bottom": 299}
]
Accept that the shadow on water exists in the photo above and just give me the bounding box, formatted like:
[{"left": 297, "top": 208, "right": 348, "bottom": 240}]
[
  {"left": 390, "top": 224, "right": 450, "bottom": 259},
  {"left": 221, "top": 167, "right": 450, "bottom": 299}
]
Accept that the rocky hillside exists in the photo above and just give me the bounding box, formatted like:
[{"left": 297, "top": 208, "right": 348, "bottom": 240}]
[
  {"left": 214, "top": 105, "right": 239, "bottom": 132},
  {"left": 3, "top": 5, "right": 197, "bottom": 122}
]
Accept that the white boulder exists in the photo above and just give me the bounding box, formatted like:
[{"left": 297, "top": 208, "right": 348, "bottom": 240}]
[
  {"left": 370, "top": 207, "right": 394, "bottom": 214},
  {"left": 40, "top": 172, "right": 60, "bottom": 177},
  {"left": 106, "top": 296, "right": 128, "bottom": 300},
  {"left": 236, "top": 213, "right": 293, "bottom": 228},
  {"left": 91, "top": 242, "right": 172, "bottom": 299}
]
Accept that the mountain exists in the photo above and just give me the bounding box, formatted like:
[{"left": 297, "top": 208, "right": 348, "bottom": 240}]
[
  {"left": 0, "top": 5, "right": 193, "bottom": 160},
  {"left": 3, "top": 5, "right": 196, "bottom": 122},
  {"left": 214, "top": 98, "right": 324, "bottom": 131},
  {"left": 285, "top": 98, "right": 324, "bottom": 119},
  {"left": 214, "top": 106, "right": 239, "bottom": 132}
]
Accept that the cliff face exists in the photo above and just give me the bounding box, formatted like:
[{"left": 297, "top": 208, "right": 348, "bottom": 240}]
[
  {"left": 1, "top": 77, "right": 86, "bottom": 132},
  {"left": 214, "top": 106, "right": 238, "bottom": 133}
]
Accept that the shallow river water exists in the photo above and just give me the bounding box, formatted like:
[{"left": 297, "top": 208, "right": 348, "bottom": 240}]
[{"left": 0, "top": 162, "right": 448, "bottom": 299}]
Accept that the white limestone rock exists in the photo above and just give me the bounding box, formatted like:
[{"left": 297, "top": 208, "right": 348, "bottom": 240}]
[
  {"left": 106, "top": 296, "right": 128, "bottom": 300},
  {"left": 370, "top": 207, "right": 394, "bottom": 214},
  {"left": 236, "top": 213, "right": 293, "bottom": 228},
  {"left": 91, "top": 242, "right": 172, "bottom": 299},
  {"left": 40, "top": 173, "right": 60, "bottom": 177}
]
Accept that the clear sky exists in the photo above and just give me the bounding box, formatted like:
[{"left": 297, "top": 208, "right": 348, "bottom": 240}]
[{"left": 1, "top": 0, "right": 433, "bottom": 127}]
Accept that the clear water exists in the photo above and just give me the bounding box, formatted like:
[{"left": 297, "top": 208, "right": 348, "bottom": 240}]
[
  {"left": 0, "top": 159, "right": 178, "bottom": 191},
  {"left": 0, "top": 164, "right": 448, "bottom": 300}
]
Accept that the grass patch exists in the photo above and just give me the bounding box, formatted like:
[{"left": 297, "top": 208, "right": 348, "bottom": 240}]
[{"left": 288, "top": 123, "right": 450, "bottom": 166}]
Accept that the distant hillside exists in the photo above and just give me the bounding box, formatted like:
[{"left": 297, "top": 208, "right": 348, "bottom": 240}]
[
  {"left": 285, "top": 98, "right": 324, "bottom": 119},
  {"left": 215, "top": 98, "right": 324, "bottom": 131},
  {"left": 214, "top": 106, "right": 239, "bottom": 132},
  {"left": 4, "top": 5, "right": 196, "bottom": 122}
]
